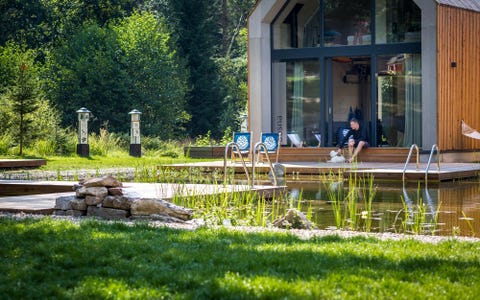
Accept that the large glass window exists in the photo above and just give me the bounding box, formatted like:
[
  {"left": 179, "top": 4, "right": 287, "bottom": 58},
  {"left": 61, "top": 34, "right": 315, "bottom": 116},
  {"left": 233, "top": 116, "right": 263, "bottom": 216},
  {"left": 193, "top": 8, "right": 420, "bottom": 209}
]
[
  {"left": 324, "top": 0, "right": 371, "bottom": 46},
  {"left": 272, "top": 60, "right": 321, "bottom": 145},
  {"left": 377, "top": 54, "right": 422, "bottom": 147},
  {"left": 270, "top": 1, "right": 422, "bottom": 147},
  {"left": 272, "top": 0, "right": 320, "bottom": 49},
  {"left": 375, "top": 0, "right": 421, "bottom": 44}
]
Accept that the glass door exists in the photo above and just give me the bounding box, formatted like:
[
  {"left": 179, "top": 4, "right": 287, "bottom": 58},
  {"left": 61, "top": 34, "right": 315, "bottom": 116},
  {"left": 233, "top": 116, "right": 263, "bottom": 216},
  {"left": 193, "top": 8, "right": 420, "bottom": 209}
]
[
  {"left": 326, "top": 56, "right": 372, "bottom": 146},
  {"left": 271, "top": 59, "right": 321, "bottom": 146},
  {"left": 376, "top": 54, "right": 422, "bottom": 147}
]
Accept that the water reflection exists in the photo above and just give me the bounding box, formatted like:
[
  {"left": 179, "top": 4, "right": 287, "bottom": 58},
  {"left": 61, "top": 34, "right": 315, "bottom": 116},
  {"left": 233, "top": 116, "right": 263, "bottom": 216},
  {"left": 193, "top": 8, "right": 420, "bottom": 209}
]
[{"left": 288, "top": 180, "right": 480, "bottom": 237}]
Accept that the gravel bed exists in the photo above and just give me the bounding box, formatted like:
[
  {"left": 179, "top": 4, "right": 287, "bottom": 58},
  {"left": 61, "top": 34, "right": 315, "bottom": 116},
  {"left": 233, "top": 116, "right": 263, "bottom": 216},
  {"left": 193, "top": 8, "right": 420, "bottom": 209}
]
[{"left": 1, "top": 212, "right": 479, "bottom": 244}]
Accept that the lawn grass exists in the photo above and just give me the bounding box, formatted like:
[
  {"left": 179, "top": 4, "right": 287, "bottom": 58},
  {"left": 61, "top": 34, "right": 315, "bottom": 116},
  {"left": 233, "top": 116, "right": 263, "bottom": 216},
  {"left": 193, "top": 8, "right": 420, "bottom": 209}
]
[
  {"left": 0, "top": 150, "right": 217, "bottom": 172},
  {"left": 1, "top": 217, "right": 479, "bottom": 299},
  {"left": 39, "top": 153, "right": 209, "bottom": 171}
]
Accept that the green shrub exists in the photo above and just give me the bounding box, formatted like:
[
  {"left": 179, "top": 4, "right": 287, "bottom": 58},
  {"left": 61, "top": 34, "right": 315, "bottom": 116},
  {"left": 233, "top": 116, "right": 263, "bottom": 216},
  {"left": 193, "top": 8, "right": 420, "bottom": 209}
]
[
  {"left": 0, "top": 135, "right": 13, "bottom": 155},
  {"left": 141, "top": 137, "right": 183, "bottom": 158},
  {"left": 89, "top": 129, "right": 125, "bottom": 156},
  {"left": 195, "top": 130, "right": 215, "bottom": 146},
  {"left": 30, "top": 140, "right": 56, "bottom": 157}
]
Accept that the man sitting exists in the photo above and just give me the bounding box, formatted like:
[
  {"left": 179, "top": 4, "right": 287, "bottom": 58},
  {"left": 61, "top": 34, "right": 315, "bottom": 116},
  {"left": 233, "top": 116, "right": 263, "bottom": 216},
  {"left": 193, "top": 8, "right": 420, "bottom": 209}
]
[{"left": 336, "top": 118, "right": 368, "bottom": 163}]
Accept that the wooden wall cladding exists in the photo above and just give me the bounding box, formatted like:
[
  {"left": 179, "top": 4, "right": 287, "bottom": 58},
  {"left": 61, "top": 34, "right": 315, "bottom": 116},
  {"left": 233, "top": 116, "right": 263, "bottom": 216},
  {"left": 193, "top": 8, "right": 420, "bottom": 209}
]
[{"left": 437, "top": 5, "right": 480, "bottom": 150}]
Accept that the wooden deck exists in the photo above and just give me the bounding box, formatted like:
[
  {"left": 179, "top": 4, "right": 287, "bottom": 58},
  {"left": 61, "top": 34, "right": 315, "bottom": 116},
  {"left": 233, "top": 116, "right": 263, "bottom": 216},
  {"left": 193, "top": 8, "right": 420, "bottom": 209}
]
[
  {"left": 277, "top": 147, "right": 412, "bottom": 163},
  {"left": 0, "top": 159, "right": 46, "bottom": 169},
  {"left": 0, "top": 181, "right": 287, "bottom": 214},
  {"left": 186, "top": 146, "right": 414, "bottom": 162},
  {"left": 180, "top": 146, "right": 480, "bottom": 181},
  {"left": 168, "top": 160, "right": 480, "bottom": 182}
]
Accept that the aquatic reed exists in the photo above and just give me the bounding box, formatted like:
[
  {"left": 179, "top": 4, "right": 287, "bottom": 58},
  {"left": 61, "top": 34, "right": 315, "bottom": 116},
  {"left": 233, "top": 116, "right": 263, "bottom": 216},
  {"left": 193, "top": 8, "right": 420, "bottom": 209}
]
[
  {"left": 325, "top": 170, "right": 376, "bottom": 231},
  {"left": 396, "top": 184, "right": 441, "bottom": 235}
]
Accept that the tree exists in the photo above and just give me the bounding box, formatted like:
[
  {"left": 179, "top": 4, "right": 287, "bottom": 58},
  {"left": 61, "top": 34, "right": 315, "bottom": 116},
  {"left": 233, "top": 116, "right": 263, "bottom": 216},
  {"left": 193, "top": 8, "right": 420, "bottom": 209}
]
[
  {"left": 5, "top": 62, "right": 40, "bottom": 155},
  {"left": 47, "top": 23, "right": 130, "bottom": 133},
  {"left": 165, "top": 0, "right": 226, "bottom": 137},
  {"left": 218, "top": 28, "right": 249, "bottom": 129},
  {"left": 0, "top": 0, "right": 139, "bottom": 50},
  {"left": 47, "top": 12, "right": 189, "bottom": 138},
  {"left": 156, "top": 0, "right": 255, "bottom": 137},
  {"left": 113, "top": 12, "right": 189, "bottom": 138},
  {"left": 0, "top": 0, "right": 48, "bottom": 48}
]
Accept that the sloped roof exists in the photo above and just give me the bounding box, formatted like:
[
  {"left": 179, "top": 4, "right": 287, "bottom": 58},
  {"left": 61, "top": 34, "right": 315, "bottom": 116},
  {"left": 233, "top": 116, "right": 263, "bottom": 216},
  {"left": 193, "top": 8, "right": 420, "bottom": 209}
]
[
  {"left": 251, "top": 0, "right": 480, "bottom": 14},
  {"left": 435, "top": 0, "right": 480, "bottom": 12}
]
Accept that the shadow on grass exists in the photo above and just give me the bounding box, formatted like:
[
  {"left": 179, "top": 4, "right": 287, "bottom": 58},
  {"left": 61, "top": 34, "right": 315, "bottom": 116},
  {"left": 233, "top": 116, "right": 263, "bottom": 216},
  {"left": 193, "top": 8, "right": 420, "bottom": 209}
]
[{"left": 1, "top": 217, "right": 479, "bottom": 299}]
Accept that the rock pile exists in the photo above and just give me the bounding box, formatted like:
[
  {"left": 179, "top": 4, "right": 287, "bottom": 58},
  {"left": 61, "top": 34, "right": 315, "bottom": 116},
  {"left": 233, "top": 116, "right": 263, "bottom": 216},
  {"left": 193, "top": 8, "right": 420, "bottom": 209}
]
[
  {"left": 273, "top": 208, "right": 314, "bottom": 230},
  {"left": 54, "top": 175, "right": 193, "bottom": 222}
]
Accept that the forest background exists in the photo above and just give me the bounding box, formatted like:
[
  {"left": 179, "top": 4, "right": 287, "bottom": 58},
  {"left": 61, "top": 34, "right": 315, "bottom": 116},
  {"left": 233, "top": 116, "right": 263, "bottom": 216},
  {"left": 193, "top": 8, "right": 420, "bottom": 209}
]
[{"left": 0, "top": 0, "right": 256, "bottom": 155}]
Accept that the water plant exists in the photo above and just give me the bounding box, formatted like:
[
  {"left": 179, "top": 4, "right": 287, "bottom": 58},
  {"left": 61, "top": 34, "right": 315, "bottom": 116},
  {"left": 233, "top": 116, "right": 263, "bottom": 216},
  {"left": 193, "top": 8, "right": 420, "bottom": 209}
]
[
  {"left": 324, "top": 170, "right": 376, "bottom": 231},
  {"left": 169, "top": 183, "right": 310, "bottom": 228},
  {"left": 324, "top": 171, "right": 345, "bottom": 229},
  {"left": 460, "top": 211, "right": 476, "bottom": 237},
  {"left": 359, "top": 175, "right": 376, "bottom": 232},
  {"left": 395, "top": 184, "right": 441, "bottom": 235}
]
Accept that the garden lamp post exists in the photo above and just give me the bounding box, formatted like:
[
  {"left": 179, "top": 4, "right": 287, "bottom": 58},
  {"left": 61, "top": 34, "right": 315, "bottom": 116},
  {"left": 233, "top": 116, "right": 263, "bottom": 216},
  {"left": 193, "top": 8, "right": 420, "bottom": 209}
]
[
  {"left": 76, "top": 107, "right": 91, "bottom": 157},
  {"left": 129, "top": 109, "right": 142, "bottom": 157}
]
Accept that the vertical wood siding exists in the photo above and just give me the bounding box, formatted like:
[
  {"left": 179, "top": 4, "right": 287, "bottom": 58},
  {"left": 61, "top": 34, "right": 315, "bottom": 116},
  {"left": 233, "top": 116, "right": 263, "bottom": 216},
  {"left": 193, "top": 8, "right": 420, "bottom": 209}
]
[{"left": 437, "top": 5, "right": 480, "bottom": 150}]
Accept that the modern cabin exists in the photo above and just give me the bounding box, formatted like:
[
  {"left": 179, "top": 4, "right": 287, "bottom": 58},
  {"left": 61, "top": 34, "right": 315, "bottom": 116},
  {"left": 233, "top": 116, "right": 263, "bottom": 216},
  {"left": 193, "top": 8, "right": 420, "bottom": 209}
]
[{"left": 247, "top": 0, "right": 480, "bottom": 159}]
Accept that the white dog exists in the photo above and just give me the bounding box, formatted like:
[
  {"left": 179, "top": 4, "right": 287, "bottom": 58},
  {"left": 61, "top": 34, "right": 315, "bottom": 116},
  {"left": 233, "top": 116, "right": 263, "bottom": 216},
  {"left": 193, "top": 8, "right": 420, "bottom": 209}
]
[{"left": 327, "top": 150, "right": 346, "bottom": 163}]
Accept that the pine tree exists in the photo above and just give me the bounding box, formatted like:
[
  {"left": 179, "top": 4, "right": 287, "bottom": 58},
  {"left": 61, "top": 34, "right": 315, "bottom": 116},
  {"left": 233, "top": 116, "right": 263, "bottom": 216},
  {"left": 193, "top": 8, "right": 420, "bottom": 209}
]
[
  {"left": 166, "top": 0, "right": 226, "bottom": 137},
  {"left": 7, "top": 62, "right": 39, "bottom": 155}
]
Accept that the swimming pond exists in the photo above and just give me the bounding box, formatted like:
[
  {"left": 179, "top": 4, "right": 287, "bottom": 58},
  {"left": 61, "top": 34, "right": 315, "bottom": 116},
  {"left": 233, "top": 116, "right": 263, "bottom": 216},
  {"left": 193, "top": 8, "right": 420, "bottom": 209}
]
[{"left": 285, "top": 179, "right": 480, "bottom": 237}]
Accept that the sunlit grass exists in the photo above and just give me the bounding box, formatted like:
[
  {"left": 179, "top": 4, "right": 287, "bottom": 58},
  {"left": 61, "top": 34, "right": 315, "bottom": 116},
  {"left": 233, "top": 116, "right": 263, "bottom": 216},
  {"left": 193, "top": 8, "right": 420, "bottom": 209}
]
[
  {"left": 1, "top": 217, "right": 479, "bottom": 299},
  {"left": 39, "top": 153, "right": 211, "bottom": 171}
]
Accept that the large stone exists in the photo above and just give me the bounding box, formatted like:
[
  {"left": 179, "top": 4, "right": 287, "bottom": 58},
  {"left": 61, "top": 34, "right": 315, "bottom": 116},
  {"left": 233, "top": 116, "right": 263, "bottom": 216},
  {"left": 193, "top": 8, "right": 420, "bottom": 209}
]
[
  {"left": 108, "top": 187, "right": 124, "bottom": 196},
  {"left": 102, "top": 195, "right": 134, "bottom": 210},
  {"left": 85, "top": 195, "right": 104, "bottom": 206},
  {"left": 76, "top": 186, "right": 108, "bottom": 198},
  {"left": 71, "top": 198, "right": 87, "bottom": 211},
  {"left": 72, "top": 183, "right": 83, "bottom": 191},
  {"left": 54, "top": 195, "right": 76, "bottom": 210},
  {"left": 130, "top": 199, "right": 193, "bottom": 221},
  {"left": 273, "top": 209, "right": 313, "bottom": 230},
  {"left": 87, "top": 206, "right": 129, "bottom": 219},
  {"left": 82, "top": 175, "right": 123, "bottom": 188}
]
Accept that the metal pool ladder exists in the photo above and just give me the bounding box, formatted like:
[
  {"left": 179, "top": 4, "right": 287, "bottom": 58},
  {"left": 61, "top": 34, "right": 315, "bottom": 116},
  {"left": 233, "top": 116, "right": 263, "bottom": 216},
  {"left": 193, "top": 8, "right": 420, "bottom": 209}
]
[
  {"left": 402, "top": 144, "right": 441, "bottom": 185},
  {"left": 424, "top": 144, "right": 440, "bottom": 185},
  {"left": 402, "top": 144, "right": 420, "bottom": 182},
  {"left": 252, "top": 141, "right": 278, "bottom": 187},
  {"left": 223, "top": 142, "right": 250, "bottom": 186}
]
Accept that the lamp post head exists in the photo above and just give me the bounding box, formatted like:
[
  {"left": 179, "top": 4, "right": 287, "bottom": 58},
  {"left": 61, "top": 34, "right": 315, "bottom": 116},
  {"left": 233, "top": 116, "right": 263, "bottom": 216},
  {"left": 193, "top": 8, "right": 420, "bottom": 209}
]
[
  {"left": 76, "top": 107, "right": 91, "bottom": 121},
  {"left": 129, "top": 109, "right": 142, "bottom": 122}
]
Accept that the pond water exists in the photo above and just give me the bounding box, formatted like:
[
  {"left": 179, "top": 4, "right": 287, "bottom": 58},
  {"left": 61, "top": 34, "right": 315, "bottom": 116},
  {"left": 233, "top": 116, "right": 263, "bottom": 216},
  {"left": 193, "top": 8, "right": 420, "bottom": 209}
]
[{"left": 286, "top": 179, "right": 480, "bottom": 238}]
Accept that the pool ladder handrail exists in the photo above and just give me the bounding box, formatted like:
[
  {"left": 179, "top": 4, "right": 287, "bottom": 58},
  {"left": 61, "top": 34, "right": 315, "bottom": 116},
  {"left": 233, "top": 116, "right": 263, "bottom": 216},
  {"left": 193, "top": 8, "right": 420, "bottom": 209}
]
[
  {"left": 252, "top": 142, "right": 278, "bottom": 187},
  {"left": 223, "top": 142, "right": 250, "bottom": 186},
  {"left": 425, "top": 144, "right": 440, "bottom": 185},
  {"left": 402, "top": 144, "right": 420, "bottom": 182}
]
